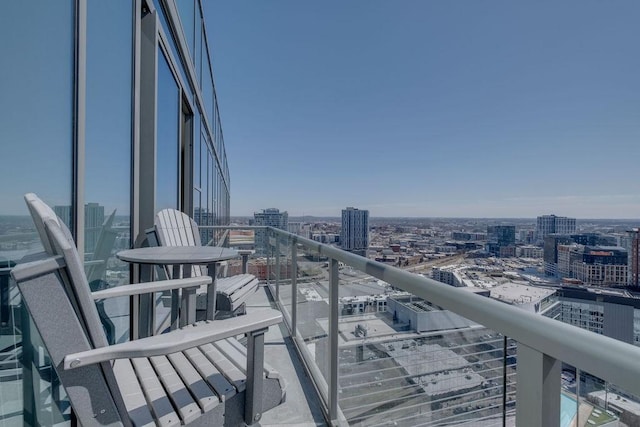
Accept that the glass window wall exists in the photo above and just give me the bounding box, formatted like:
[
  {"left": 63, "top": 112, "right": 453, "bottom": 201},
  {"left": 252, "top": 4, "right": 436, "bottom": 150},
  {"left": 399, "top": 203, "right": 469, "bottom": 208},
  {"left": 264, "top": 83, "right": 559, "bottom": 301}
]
[
  {"left": 85, "top": 0, "right": 133, "bottom": 344},
  {"left": 0, "top": 1, "right": 75, "bottom": 424},
  {"left": 156, "top": 47, "right": 180, "bottom": 211}
]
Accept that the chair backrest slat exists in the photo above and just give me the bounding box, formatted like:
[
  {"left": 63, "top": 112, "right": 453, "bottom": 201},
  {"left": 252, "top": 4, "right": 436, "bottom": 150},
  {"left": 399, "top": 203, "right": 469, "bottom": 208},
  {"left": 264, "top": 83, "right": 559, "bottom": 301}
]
[
  {"left": 155, "top": 209, "right": 205, "bottom": 277},
  {"left": 156, "top": 209, "right": 201, "bottom": 247}
]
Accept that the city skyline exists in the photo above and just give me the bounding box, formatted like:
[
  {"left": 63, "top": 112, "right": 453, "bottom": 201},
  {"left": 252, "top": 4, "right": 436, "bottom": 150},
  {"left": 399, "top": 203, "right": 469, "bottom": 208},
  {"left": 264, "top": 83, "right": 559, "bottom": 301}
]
[{"left": 207, "top": 1, "right": 640, "bottom": 219}]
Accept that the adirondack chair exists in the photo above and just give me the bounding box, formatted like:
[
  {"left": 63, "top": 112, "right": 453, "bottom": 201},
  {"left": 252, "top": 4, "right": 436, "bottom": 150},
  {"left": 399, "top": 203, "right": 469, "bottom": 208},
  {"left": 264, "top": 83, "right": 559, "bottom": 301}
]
[
  {"left": 14, "top": 194, "right": 285, "bottom": 426},
  {"left": 153, "top": 209, "right": 259, "bottom": 317}
]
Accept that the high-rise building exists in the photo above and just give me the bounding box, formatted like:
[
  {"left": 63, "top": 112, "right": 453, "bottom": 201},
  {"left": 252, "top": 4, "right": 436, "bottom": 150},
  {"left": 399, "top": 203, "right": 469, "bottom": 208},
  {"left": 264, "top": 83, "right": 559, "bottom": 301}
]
[
  {"left": 625, "top": 229, "right": 640, "bottom": 288},
  {"left": 254, "top": 208, "right": 288, "bottom": 254},
  {"left": 543, "top": 235, "right": 574, "bottom": 276},
  {"left": 536, "top": 215, "right": 576, "bottom": 243},
  {"left": 486, "top": 225, "right": 515, "bottom": 257},
  {"left": 554, "top": 216, "right": 576, "bottom": 235},
  {"left": 288, "top": 222, "right": 302, "bottom": 235},
  {"left": 341, "top": 207, "right": 369, "bottom": 256}
]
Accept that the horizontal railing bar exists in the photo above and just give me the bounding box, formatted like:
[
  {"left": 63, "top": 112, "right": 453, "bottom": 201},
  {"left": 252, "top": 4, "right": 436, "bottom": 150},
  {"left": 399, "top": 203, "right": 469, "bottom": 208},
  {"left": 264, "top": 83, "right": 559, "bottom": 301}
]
[
  {"left": 340, "top": 366, "right": 507, "bottom": 393},
  {"left": 414, "top": 403, "right": 506, "bottom": 427},
  {"left": 347, "top": 394, "right": 504, "bottom": 426},
  {"left": 342, "top": 382, "right": 505, "bottom": 415},
  {"left": 339, "top": 350, "right": 511, "bottom": 380},
  {"left": 340, "top": 376, "right": 506, "bottom": 404}
]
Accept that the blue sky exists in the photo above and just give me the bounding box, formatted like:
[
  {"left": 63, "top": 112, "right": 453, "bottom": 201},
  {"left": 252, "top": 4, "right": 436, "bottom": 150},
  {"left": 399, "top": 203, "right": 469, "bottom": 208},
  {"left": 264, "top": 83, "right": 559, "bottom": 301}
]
[{"left": 206, "top": 1, "right": 640, "bottom": 219}]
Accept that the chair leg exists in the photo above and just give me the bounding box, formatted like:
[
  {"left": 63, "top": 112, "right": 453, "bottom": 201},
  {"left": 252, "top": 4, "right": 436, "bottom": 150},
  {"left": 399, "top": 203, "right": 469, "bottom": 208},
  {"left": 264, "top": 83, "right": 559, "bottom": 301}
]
[{"left": 245, "top": 328, "right": 268, "bottom": 425}]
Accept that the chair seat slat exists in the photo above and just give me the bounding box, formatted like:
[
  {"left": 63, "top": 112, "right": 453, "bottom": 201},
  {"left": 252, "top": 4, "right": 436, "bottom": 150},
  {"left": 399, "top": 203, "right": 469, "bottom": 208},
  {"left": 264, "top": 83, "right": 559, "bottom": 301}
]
[
  {"left": 150, "top": 356, "right": 202, "bottom": 425},
  {"left": 167, "top": 352, "right": 220, "bottom": 413},
  {"left": 113, "top": 359, "right": 156, "bottom": 427},
  {"left": 132, "top": 357, "right": 181, "bottom": 427},
  {"left": 184, "top": 347, "right": 236, "bottom": 401},
  {"left": 199, "top": 343, "right": 246, "bottom": 392}
]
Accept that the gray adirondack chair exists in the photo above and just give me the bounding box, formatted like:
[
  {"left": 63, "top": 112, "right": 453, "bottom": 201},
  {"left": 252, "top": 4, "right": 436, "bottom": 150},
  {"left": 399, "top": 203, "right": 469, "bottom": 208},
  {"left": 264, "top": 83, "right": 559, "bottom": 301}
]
[
  {"left": 154, "top": 209, "right": 259, "bottom": 317},
  {"left": 14, "top": 194, "right": 285, "bottom": 426}
]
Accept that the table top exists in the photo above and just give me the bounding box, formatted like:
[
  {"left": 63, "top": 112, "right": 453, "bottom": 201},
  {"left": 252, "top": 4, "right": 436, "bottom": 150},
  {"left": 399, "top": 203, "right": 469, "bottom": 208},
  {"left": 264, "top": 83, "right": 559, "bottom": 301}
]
[{"left": 117, "top": 246, "right": 239, "bottom": 265}]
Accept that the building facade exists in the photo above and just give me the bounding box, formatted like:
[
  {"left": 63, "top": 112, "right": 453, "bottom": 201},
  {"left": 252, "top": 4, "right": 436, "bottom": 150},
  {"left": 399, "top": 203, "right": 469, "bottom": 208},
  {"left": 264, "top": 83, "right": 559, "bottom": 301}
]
[
  {"left": 553, "top": 287, "right": 640, "bottom": 346},
  {"left": 536, "top": 214, "right": 576, "bottom": 243},
  {"left": 340, "top": 207, "right": 369, "bottom": 256},
  {"left": 254, "top": 208, "right": 289, "bottom": 254},
  {"left": 543, "top": 234, "right": 574, "bottom": 276},
  {"left": 572, "top": 247, "right": 629, "bottom": 287},
  {"left": 626, "top": 229, "right": 640, "bottom": 288},
  {"left": 555, "top": 245, "right": 628, "bottom": 287},
  {"left": 486, "top": 225, "right": 515, "bottom": 257},
  {"left": 0, "top": 1, "right": 230, "bottom": 424}
]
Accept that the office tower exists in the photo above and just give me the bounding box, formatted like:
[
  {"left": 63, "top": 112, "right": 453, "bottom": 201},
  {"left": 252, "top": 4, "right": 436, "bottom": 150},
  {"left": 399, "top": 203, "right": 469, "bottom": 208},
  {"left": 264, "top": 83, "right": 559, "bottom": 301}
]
[
  {"left": 554, "top": 216, "right": 576, "bottom": 235},
  {"left": 626, "top": 229, "right": 640, "bottom": 287},
  {"left": 254, "top": 208, "right": 288, "bottom": 254},
  {"left": 340, "top": 207, "right": 369, "bottom": 256},
  {"left": 536, "top": 215, "right": 576, "bottom": 243},
  {"left": 543, "top": 235, "right": 574, "bottom": 276},
  {"left": 486, "top": 225, "right": 515, "bottom": 257}
]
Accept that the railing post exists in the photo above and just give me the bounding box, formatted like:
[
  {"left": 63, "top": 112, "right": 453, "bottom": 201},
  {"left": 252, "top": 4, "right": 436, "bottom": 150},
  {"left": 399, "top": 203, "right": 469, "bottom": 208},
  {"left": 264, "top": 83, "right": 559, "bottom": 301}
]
[
  {"left": 238, "top": 249, "right": 251, "bottom": 274},
  {"left": 503, "top": 335, "right": 507, "bottom": 427},
  {"left": 516, "top": 343, "right": 561, "bottom": 427},
  {"left": 275, "top": 236, "right": 281, "bottom": 302},
  {"left": 266, "top": 230, "right": 271, "bottom": 285},
  {"left": 576, "top": 368, "right": 581, "bottom": 427},
  {"left": 291, "top": 241, "right": 298, "bottom": 338},
  {"left": 328, "top": 258, "right": 339, "bottom": 423}
]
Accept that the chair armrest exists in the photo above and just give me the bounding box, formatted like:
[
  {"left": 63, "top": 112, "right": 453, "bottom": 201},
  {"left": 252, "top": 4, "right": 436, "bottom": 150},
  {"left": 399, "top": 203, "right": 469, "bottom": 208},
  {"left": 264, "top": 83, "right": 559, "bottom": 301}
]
[
  {"left": 91, "top": 276, "right": 211, "bottom": 300},
  {"left": 64, "top": 309, "right": 282, "bottom": 369}
]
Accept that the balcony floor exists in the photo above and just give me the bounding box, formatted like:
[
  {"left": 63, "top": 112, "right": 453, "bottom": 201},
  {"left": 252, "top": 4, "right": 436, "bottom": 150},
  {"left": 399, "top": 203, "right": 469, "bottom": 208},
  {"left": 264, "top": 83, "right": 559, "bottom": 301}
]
[{"left": 244, "top": 284, "right": 327, "bottom": 426}]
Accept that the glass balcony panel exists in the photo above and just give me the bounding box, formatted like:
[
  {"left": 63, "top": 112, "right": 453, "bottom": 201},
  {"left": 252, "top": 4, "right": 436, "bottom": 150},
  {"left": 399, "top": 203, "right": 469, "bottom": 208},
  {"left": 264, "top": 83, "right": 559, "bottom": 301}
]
[
  {"left": 293, "top": 243, "right": 331, "bottom": 381},
  {"left": 271, "top": 234, "right": 293, "bottom": 316},
  {"left": 563, "top": 366, "right": 636, "bottom": 427},
  {"left": 336, "top": 282, "right": 510, "bottom": 426}
]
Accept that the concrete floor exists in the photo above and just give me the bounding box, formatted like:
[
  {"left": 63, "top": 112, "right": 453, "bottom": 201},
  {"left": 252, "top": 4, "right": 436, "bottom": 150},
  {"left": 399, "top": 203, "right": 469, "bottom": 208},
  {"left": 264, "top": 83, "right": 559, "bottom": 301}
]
[{"left": 244, "top": 285, "right": 328, "bottom": 427}]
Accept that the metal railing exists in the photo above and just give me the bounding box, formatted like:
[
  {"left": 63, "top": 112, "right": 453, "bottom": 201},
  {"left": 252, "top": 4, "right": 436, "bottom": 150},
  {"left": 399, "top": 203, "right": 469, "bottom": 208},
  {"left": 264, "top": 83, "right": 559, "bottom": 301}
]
[{"left": 215, "top": 226, "right": 640, "bottom": 427}]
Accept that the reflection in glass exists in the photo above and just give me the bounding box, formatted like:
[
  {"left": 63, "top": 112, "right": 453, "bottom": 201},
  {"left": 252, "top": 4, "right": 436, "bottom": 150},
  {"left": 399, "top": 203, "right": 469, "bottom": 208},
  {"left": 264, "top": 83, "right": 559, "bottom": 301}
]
[
  {"left": 0, "top": 1, "right": 74, "bottom": 424},
  {"left": 202, "top": 56, "right": 214, "bottom": 132},
  {"left": 195, "top": 6, "right": 203, "bottom": 85},
  {"left": 176, "top": 0, "right": 194, "bottom": 61},
  {"left": 156, "top": 47, "right": 180, "bottom": 211},
  {"left": 85, "top": 0, "right": 133, "bottom": 345}
]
